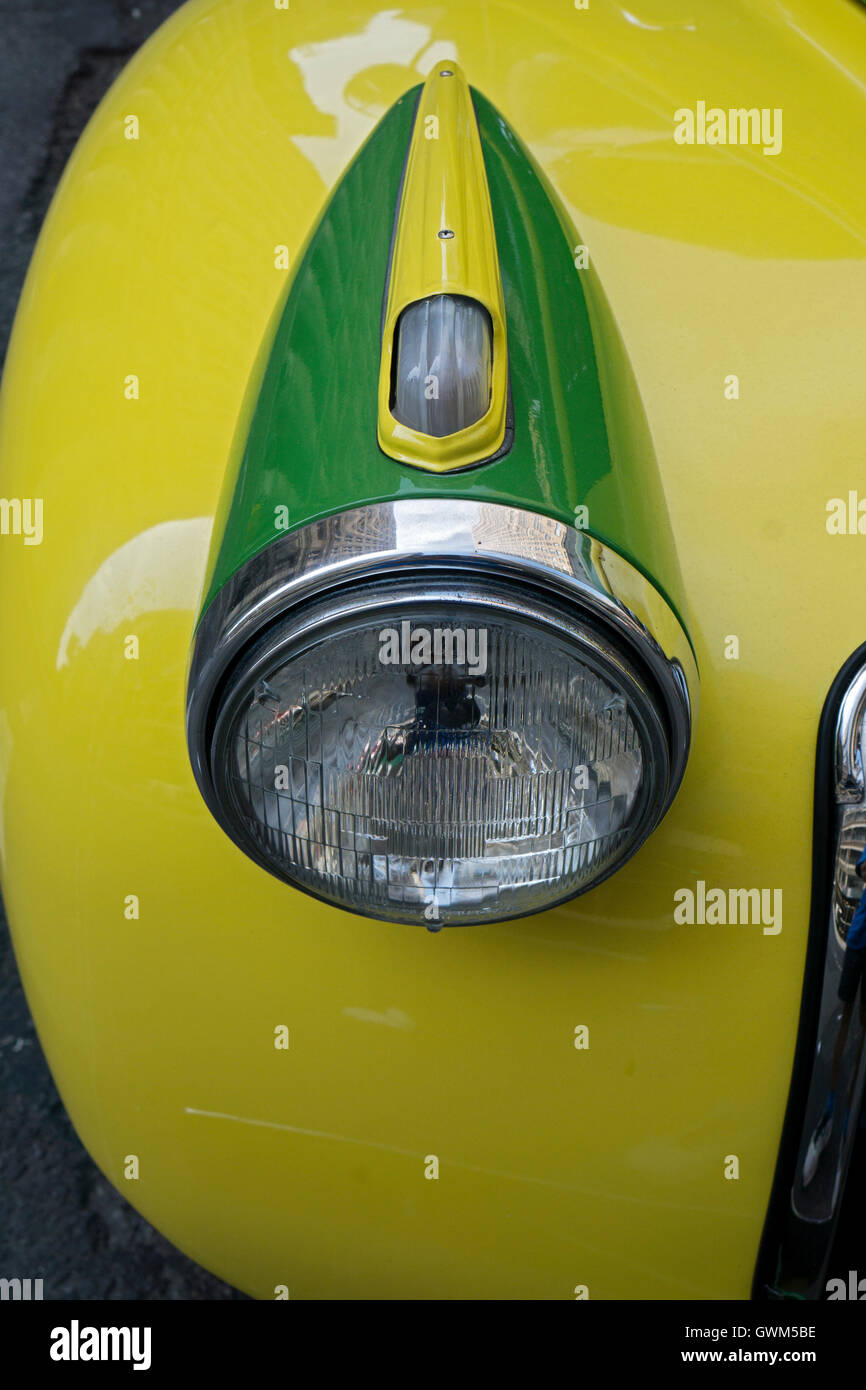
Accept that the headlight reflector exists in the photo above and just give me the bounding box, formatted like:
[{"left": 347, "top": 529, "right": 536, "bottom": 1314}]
[{"left": 209, "top": 580, "right": 670, "bottom": 925}]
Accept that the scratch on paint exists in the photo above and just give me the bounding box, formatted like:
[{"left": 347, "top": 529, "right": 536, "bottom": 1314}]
[{"left": 183, "top": 1106, "right": 733, "bottom": 1217}]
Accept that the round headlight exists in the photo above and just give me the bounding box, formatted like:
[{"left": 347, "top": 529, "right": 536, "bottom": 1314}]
[{"left": 188, "top": 502, "right": 696, "bottom": 927}]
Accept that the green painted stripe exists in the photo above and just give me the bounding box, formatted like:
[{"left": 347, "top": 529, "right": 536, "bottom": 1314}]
[{"left": 199, "top": 84, "right": 690, "bottom": 646}]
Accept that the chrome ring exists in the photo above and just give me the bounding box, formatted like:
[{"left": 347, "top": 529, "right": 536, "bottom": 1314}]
[{"left": 187, "top": 500, "right": 699, "bottom": 821}]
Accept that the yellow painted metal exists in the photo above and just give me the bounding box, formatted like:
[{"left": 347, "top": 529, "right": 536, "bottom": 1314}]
[
  {"left": 1, "top": 0, "right": 866, "bottom": 1300},
  {"left": 376, "top": 62, "right": 508, "bottom": 470}
]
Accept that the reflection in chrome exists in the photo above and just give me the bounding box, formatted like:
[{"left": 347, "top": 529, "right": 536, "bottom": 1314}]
[
  {"left": 763, "top": 651, "right": 866, "bottom": 1298},
  {"left": 833, "top": 807, "right": 866, "bottom": 946},
  {"left": 834, "top": 664, "right": 866, "bottom": 803},
  {"left": 188, "top": 499, "right": 698, "bottom": 814},
  {"left": 794, "top": 690, "right": 866, "bottom": 1223}
]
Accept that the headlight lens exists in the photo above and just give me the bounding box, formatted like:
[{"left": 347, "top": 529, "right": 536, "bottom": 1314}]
[
  {"left": 391, "top": 295, "right": 493, "bottom": 437},
  {"left": 209, "top": 579, "right": 670, "bottom": 925}
]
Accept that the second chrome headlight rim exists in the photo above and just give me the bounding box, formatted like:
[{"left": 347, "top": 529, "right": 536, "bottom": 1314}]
[{"left": 188, "top": 500, "right": 698, "bottom": 843}]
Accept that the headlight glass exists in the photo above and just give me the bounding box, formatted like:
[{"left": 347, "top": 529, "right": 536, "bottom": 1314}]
[{"left": 210, "top": 580, "right": 670, "bottom": 925}]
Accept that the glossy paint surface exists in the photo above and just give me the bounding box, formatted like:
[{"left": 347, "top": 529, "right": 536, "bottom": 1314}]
[
  {"left": 1, "top": 0, "right": 865, "bottom": 1299},
  {"left": 203, "top": 78, "right": 685, "bottom": 627}
]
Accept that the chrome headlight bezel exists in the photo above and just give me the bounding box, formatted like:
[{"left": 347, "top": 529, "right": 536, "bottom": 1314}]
[{"left": 187, "top": 501, "right": 698, "bottom": 924}]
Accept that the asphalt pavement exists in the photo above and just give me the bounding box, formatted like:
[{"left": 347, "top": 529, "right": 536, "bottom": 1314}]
[{"left": 0, "top": 0, "right": 244, "bottom": 1299}]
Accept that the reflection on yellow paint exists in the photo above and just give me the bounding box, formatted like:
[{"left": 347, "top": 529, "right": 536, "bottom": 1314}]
[{"left": 56, "top": 519, "right": 211, "bottom": 670}]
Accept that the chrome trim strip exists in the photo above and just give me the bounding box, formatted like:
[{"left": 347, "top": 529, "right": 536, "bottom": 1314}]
[
  {"left": 835, "top": 665, "right": 866, "bottom": 802},
  {"left": 792, "top": 667, "right": 866, "bottom": 1230},
  {"left": 756, "top": 647, "right": 866, "bottom": 1299},
  {"left": 187, "top": 500, "right": 698, "bottom": 827}
]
